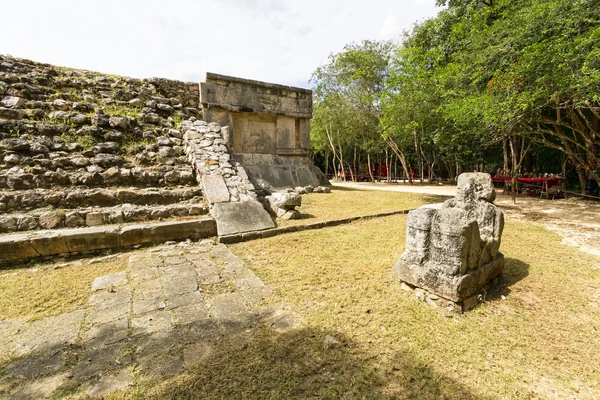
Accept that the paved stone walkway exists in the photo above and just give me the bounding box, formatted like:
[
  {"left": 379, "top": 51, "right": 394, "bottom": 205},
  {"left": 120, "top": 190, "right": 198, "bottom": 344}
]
[{"left": 0, "top": 241, "right": 302, "bottom": 398}]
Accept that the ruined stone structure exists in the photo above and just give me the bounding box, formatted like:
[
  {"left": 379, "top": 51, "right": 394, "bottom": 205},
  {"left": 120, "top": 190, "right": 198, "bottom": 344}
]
[
  {"left": 181, "top": 119, "right": 274, "bottom": 236},
  {"left": 0, "top": 55, "right": 328, "bottom": 263},
  {"left": 394, "top": 173, "right": 505, "bottom": 312},
  {"left": 200, "top": 73, "right": 328, "bottom": 190}
]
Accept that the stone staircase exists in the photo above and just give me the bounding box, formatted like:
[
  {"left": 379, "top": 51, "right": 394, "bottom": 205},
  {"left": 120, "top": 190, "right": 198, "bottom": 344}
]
[{"left": 0, "top": 56, "right": 218, "bottom": 265}]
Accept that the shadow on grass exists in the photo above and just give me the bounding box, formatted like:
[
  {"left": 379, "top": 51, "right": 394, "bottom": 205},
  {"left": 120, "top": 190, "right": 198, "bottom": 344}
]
[
  {"left": 486, "top": 257, "right": 530, "bottom": 302},
  {"left": 0, "top": 320, "right": 479, "bottom": 399},
  {"left": 138, "top": 327, "right": 479, "bottom": 400}
]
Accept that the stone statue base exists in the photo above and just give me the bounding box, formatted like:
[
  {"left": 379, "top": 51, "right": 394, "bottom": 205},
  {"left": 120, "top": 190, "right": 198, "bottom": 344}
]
[
  {"left": 394, "top": 173, "right": 505, "bottom": 313},
  {"left": 394, "top": 254, "right": 504, "bottom": 304}
]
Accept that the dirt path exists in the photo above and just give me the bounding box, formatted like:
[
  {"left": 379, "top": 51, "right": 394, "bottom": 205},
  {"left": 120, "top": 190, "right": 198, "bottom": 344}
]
[{"left": 333, "top": 181, "right": 600, "bottom": 256}]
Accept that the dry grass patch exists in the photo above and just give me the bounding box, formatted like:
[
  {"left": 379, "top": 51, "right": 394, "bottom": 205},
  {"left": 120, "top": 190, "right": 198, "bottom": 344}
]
[
  {"left": 0, "top": 256, "right": 127, "bottom": 322},
  {"left": 228, "top": 215, "right": 600, "bottom": 399},
  {"left": 278, "top": 187, "right": 448, "bottom": 227}
]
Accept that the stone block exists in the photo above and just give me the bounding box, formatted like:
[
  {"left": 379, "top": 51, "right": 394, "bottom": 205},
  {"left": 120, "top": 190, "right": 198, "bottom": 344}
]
[
  {"left": 211, "top": 200, "right": 275, "bottom": 236},
  {"left": 131, "top": 310, "right": 175, "bottom": 335},
  {"left": 0, "top": 234, "right": 39, "bottom": 262},
  {"left": 92, "top": 272, "right": 128, "bottom": 291},
  {"left": 201, "top": 174, "right": 230, "bottom": 203},
  {"left": 61, "top": 226, "right": 121, "bottom": 253},
  {"left": 28, "top": 231, "right": 69, "bottom": 256},
  {"left": 119, "top": 218, "right": 216, "bottom": 246}
]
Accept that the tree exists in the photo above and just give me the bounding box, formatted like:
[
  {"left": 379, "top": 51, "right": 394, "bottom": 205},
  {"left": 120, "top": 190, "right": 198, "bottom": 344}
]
[
  {"left": 311, "top": 40, "right": 395, "bottom": 182},
  {"left": 393, "top": 0, "right": 600, "bottom": 192}
]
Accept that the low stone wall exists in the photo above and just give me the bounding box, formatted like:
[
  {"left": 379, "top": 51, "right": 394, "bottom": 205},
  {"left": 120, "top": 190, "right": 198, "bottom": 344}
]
[{"left": 0, "top": 218, "right": 216, "bottom": 265}]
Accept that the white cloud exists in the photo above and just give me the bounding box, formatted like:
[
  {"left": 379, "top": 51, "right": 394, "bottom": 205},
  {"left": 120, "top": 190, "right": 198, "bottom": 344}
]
[
  {"left": 2, "top": 0, "right": 441, "bottom": 88},
  {"left": 379, "top": 13, "right": 402, "bottom": 41}
]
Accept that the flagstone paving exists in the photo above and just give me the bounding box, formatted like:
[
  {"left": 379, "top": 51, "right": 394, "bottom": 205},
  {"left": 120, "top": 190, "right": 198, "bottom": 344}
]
[{"left": 0, "top": 240, "right": 302, "bottom": 398}]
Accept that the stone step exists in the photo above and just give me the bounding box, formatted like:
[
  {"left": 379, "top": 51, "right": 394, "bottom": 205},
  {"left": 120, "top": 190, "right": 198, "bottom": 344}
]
[
  {"left": 0, "top": 217, "right": 216, "bottom": 265},
  {"left": 0, "top": 186, "right": 204, "bottom": 212},
  {"left": 0, "top": 166, "right": 196, "bottom": 190},
  {"left": 0, "top": 202, "right": 209, "bottom": 233}
]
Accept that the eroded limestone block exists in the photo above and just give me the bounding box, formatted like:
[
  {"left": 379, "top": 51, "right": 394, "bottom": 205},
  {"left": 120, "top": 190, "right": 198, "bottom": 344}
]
[{"left": 394, "top": 172, "right": 505, "bottom": 310}]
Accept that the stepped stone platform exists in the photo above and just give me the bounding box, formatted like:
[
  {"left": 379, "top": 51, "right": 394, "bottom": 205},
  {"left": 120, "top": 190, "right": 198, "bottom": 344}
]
[
  {"left": 0, "top": 186, "right": 203, "bottom": 212},
  {"left": 1, "top": 55, "right": 333, "bottom": 259},
  {"left": 0, "top": 241, "right": 302, "bottom": 398}
]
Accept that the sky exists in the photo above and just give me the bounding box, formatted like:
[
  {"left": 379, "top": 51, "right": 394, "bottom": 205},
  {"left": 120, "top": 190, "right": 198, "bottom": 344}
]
[{"left": 2, "top": 0, "right": 441, "bottom": 89}]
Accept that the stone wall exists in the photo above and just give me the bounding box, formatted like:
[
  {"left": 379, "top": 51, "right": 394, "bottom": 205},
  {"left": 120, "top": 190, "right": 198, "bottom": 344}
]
[
  {"left": 0, "top": 55, "right": 327, "bottom": 246},
  {"left": 199, "top": 73, "right": 326, "bottom": 190},
  {"left": 181, "top": 119, "right": 257, "bottom": 202},
  {"left": 146, "top": 77, "right": 199, "bottom": 109},
  {"left": 200, "top": 73, "right": 311, "bottom": 157},
  {"left": 181, "top": 118, "right": 275, "bottom": 236},
  {"left": 0, "top": 55, "right": 211, "bottom": 241}
]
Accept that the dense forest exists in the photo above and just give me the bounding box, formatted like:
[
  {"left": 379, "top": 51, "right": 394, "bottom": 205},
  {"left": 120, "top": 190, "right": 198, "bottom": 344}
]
[{"left": 310, "top": 0, "right": 600, "bottom": 192}]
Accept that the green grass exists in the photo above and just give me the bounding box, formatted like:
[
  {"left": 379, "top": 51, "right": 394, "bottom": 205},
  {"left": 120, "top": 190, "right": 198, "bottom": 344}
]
[
  {"left": 3, "top": 189, "right": 599, "bottom": 399},
  {"left": 0, "top": 258, "right": 126, "bottom": 322},
  {"left": 278, "top": 187, "right": 448, "bottom": 227},
  {"left": 100, "top": 210, "right": 600, "bottom": 399},
  {"left": 225, "top": 216, "right": 600, "bottom": 399}
]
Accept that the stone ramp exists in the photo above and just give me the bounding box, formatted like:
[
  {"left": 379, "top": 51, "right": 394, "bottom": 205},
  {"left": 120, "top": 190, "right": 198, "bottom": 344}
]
[
  {"left": 0, "top": 241, "right": 302, "bottom": 398},
  {"left": 183, "top": 120, "right": 275, "bottom": 236}
]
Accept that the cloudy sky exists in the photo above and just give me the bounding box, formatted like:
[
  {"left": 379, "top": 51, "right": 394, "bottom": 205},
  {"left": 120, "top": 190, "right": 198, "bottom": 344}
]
[{"left": 3, "top": 0, "right": 441, "bottom": 88}]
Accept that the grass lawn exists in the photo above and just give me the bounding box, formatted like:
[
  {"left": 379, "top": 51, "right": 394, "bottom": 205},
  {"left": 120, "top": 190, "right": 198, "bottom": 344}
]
[
  {"left": 277, "top": 187, "right": 448, "bottom": 227},
  {"left": 224, "top": 216, "right": 600, "bottom": 399},
  {"left": 2, "top": 189, "right": 599, "bottom": 399},
  {"left": 0, "top": 257, "right": 127, "bottom": 322},
  {"left": 114, "top": 212, "right": 600, "bottom": 399}
]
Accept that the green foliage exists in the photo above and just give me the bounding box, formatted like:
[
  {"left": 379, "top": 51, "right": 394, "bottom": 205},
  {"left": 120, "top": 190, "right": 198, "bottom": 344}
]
[
  {"left": 172, "top": 112, "right": 186, "bottom": 128},
  {"left": 312, "top": 1, "right": 600, "bottom": 182},
  {"left": 60, "top": 131, "right": 96, "bottom": 150},
  {"left": 311, "top": 40, "right": 394, "bottom": 176},
  {"left": 103, "top": 104, "right": 140, "bottom": 119},
  {"left": 384, "top": 0, "right": 600, "bottom": 181}
]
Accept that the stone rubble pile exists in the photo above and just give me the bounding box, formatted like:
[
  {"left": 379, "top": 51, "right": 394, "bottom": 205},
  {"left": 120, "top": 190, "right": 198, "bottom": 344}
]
[
  {"left": 265, "top": 191, "right": 303, "bottom": 220},
  {"left": 0, "top": 54, "right": 201, "bottom": 191}
]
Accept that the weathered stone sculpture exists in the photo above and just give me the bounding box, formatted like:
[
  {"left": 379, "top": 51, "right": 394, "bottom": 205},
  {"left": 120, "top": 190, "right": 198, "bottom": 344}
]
[{"left": 394, "top": 172, "right": 504, "bottom": 311}]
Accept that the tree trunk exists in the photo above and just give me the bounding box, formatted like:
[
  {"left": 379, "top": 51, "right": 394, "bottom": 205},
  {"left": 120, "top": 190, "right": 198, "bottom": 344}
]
[
  {"left": 384, "top": 136, "right": 412, "bottom": 184},
  {"left": 338, "top": 143, "right": 346, "bottom": 182},
  {"left": 576, "top": 159, "right": 588, "bottom": 195},
  {"left": 353, "top": 146, "right": 357, "bottom": 182},
  {"left": 331, "top": 152, "right": 338, "bottom": 181},
  {"left": 385, "top": 148, "right": 390, "bottom": 183},
  {"left": 509, "top": 136, "right": 522, "bottom": 174},
  {"left": 367, "top": 152, "right": 374, "bottom": 182}
]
